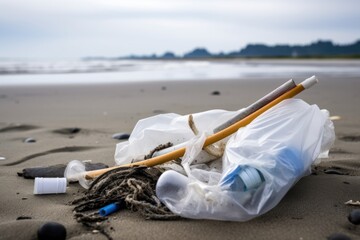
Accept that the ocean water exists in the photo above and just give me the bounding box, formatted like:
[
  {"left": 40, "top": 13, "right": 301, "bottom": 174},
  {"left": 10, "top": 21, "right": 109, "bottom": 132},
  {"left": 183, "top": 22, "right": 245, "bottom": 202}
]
[{"left": 0, "top": 59, "right": 360, "bottom": 85}]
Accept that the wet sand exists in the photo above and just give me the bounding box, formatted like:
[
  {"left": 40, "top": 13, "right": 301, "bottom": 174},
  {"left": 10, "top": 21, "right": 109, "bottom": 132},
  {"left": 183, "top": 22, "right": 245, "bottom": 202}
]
[{"left": 0, "top": 76, "right": 359, "bottom": 239}]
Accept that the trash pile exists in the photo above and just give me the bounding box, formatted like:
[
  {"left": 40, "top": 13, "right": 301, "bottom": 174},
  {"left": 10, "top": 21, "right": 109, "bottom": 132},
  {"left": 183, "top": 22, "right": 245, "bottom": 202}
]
[{"left": 18, "top": 76, "right": 337, "bottom": 239}]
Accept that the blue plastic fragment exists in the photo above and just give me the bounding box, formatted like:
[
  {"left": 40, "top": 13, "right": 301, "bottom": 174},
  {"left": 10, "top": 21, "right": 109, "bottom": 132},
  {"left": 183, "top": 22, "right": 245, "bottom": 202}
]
[{"left": 99, "top": 203, "right": 121, "bottom": 217}]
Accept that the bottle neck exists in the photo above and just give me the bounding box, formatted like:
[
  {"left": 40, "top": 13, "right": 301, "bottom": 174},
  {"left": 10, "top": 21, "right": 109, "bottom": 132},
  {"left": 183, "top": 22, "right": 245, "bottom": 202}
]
[{"left": 239, "top": 166, "right": 264, "bottom": 191}]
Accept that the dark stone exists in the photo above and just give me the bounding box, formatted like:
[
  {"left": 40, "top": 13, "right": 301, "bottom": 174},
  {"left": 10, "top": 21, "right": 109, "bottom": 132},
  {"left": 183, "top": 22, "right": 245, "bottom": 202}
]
[
  {"left": 84, "top": 162, "right": 109, "bottom": 171},
  {"left": 348, "top": 209, "right": 360, "bottom": 225},
  {"left": 161, "top": 86, "right": 167, "bottom": 90},
  {"left": 23, "top": 137, "right": 36, "bottom": 143},
  {"left": 211, "top": 91, "right": 221, "bottom": 96},
  {"left": 17, "top": 162, "right": 108, "bottom": 179},
  {"left": 38, "top": 222, "right": 67, "bottom": 240},
  {"left": 112, "top": 133, "right": 130, "bottom": 140}
]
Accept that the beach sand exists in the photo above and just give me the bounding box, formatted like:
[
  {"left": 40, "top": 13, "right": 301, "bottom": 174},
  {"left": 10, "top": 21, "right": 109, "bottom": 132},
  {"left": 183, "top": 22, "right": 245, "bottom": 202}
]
[{"left": 0, "top": 76, "right": 359, "bottom": 239}]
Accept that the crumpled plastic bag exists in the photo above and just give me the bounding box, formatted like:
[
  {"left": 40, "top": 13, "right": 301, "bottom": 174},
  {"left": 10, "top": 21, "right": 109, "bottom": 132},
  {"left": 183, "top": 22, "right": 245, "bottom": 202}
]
[
  {"left": 115, "top": 99, "right": 335, "bottom": 221},
  {"left": 115, "top": 108, "right": 241, "bottom": 167}
]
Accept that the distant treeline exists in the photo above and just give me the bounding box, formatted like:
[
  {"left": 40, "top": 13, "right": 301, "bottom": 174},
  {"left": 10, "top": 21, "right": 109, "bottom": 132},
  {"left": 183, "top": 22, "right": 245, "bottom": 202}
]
[{"left": 83, "top": 40, "right": 360, "bottom": 60}]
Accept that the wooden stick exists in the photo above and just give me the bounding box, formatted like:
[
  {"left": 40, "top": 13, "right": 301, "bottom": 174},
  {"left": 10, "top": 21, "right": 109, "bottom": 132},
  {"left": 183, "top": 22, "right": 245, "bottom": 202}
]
[{"left": 85, "top": 76, "right": 318, "bottom": 180}]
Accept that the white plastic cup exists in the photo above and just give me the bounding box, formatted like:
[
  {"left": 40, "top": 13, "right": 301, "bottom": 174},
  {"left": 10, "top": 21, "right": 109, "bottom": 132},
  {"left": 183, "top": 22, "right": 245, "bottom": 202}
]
[{"left": 34, "top": 177, "right": 67, "bottom": 195}]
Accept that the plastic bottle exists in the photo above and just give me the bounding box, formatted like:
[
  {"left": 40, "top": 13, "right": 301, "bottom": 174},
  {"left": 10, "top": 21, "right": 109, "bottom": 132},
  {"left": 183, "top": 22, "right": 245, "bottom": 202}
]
[
  {"left": 221, "top": 166, "right": 264, "bottom": 192},
  {"left": 156, "top": 170, "right": 190, "bottom": 202}
]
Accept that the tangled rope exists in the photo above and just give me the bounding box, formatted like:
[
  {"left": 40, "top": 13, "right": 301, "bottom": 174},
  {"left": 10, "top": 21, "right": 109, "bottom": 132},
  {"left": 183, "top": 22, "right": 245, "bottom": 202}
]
[{"left": 71, "top": 166, "right": 180, "bottom": 238}]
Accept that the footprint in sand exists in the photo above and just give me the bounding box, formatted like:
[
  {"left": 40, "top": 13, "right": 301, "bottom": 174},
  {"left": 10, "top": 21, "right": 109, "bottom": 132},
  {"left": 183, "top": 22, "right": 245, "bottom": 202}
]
[
  {"left": 339, "top": 135, "right": 360, "bottom": 142},
  {"left": 329, "top": 148, "right": 352, "bottom": 154},
  {"left": 53, "top": 127, "right": 81, "bottom": 135},
  {"left": 2, "top": 146, "right": 97, "bottom": 166},
  {"left": 0, "top": 124, "right": 39, "bottom": 133}
]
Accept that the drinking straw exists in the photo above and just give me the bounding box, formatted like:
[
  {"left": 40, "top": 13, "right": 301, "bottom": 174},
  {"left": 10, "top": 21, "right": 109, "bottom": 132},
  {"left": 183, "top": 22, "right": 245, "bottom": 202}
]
[
  {"left": 213, "top": 79, "right": 296, "bottom": 133},
  {"left": 85, "top": 76, "right": 318, "bottom": 180},
  {"left": 152, "top": 79, "right": 296, "bottom": 157}
]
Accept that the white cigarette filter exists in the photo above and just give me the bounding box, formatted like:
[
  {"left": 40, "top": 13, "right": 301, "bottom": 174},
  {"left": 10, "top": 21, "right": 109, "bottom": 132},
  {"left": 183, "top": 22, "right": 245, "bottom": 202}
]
[{"left": 34, "top": 177, "right": 67, "bottom": 195}]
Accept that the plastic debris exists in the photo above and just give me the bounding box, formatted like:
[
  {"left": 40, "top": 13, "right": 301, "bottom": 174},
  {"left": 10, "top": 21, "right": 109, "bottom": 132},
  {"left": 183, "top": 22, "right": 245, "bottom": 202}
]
[
  {"left": 34, "top": 177, "right": 67, "bottom": 195},
  {"left": 99, "top": 202, "right": 123, "bottom": 217}
]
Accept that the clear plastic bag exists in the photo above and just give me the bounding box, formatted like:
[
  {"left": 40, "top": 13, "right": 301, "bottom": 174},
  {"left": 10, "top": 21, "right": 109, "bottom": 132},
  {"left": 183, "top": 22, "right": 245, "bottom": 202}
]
[
  {"left": 115, "top": 99, "right": 335, "bottom": 221},
  {"left": 115, "top": 109, "right": 242, "bottom": 166},
  {"left": 156, "top": 99, "right": 335, "bottom": 221}
]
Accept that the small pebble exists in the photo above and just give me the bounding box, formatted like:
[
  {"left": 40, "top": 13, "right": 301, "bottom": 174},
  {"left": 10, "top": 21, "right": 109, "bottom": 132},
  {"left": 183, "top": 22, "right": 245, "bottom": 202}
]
[
  {"left": 348, "top": 209, "right": 360, "bottom": 225},
  {"left": 21, "top": 197, "right": 28, "bottom": 200},
  {"left": 38, "top": 222, "right": 67, "bottom": 240},
  {"left": 327, "top": 233, "right": 351, "bottom": 240},
  {"left": 0, "top": 156, "right": 6, "bottom": 161},
  {"left": 211, "top": 90, "right": 221, "bottom": 96},
  {"left": 23, "top": 137, "right": 36, "bottom": 143},
  {"left": 112, "top": 133, "right": 130, "bottom": 140},
  {"left": 92, "top": 230, "right": 100, "bottom": 234}
]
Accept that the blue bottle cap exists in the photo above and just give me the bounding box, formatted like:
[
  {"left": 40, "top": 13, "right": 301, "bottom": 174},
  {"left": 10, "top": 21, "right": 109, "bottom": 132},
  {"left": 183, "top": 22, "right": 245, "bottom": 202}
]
[{"left": 239, "top": 167, "right": 263, "bottom": 191}]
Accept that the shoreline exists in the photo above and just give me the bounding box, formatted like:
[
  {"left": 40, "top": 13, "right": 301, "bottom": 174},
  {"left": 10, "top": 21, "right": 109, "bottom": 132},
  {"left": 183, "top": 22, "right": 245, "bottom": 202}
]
[{"left": 1, "top": 59, "right": 360, "bottom": 87}]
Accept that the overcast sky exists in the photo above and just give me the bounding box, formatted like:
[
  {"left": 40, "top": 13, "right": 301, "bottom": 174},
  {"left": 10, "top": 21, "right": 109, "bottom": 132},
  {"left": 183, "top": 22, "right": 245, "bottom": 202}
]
[{"left": 0, "top": 0, "right": 359, "bottom": 59}]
